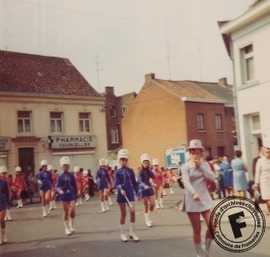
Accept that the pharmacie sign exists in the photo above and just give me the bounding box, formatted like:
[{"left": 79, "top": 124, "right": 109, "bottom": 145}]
[
  {"left": 0, "top": 137, "right": 10, "bottom": 151},
  {"left": 48, "top": 135, "right": 97, "bottom": 149}
]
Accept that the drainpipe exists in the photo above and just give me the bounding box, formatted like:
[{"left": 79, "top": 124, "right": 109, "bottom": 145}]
[{"left": 230, "top": 37, "right": 241, "bottom": 151}]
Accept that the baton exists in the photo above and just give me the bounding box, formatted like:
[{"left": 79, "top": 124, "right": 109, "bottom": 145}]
[{"left": 124, "top": 195, "right": 133, "bottom": 208}]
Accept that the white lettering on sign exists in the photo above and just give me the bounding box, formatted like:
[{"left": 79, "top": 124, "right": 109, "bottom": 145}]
[
  {"left": 49, "top": 136, "right": 97, "bottom": 149},
  {"left": 0, "top": 137, "right": 10, "bottom": 151}
]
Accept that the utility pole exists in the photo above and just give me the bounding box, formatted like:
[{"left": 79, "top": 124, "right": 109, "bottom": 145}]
[
  {"left": 165, "top": 17, "right": 172, "bottom": 80},
  {"left": 94, "top": 55, "right": 103, "bottom": 93}
]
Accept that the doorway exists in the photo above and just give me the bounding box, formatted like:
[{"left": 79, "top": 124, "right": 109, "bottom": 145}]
[{"left": 18, "top": 147, "right": 35, "bottom": 177}]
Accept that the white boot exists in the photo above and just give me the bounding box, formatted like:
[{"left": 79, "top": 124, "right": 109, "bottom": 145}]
[
  {"left": 104, "top": 201, "right": 109, "bottom": 211},
  {"left": 69, "top": 218, "right": 75, "bottom": 233},
  {"left": 108, "top": 196, "right": 113, "bottom": 206},
  {"left": 148, "top": 211, "right": 153, "bottom": 225},
  {"left": 163, "top": 189, "right": 167, "bottom": 196},
  {"left": 76, "top": 201, "right": 79, "bottom": 207},
  {"left": 194, "top": 243, "right": 204, "bottom": 257},
  {"left": 203, "top": 238, "right": 212, "bottom": 257},
  {"left": 159, "top": 198, "right": 164, "bottom": 209},
  {"left": 64, "top": 221, "right": 71, "bottom": 235},
  {"left": 101, "top": 202, "right": 106, "bottom": 212},
  {"left": 0, "top": 229, "right": 7, "bottom": 245},
  {"left": 129, "top": 223, "right": 139, "bottom": 242},
  {"left": 49, "top": 201, "right": 53, "bottom": 210},
  {"left": 46, "top": 205, "right": 51, "bottom": 214},
  {"left": 6, "top": 209, "right": 12, "bottom": 220},
  {"left": 169, "top": 187, "right": 174, "bottom": 194},
  {"left": 52, "top": 200, "right": 56, "bottom": 209},
  {"left": 42, "top": 206, "right": 47, "bottom": 217},
  {"left": 120, "top": 225, "right": 128, "bottom": 242},
  {"left": 16, "top": 199, "right": 22, "bottom": 208},
  {"left": 79, "top": 197, "right": 83, "bottom": 205},
  {"left": 85, "top": 194, "right": 90, "bottom": 201},
  {"left": 144, "top": 213, "right": 152, "bottom": 227},
  {"left": 155, "top": 199, "right": 160, "bottom": 209}
]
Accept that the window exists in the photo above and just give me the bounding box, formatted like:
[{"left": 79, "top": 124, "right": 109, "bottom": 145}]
[
  {"left": 197, "top": 113, "right": 205, "bottom": 131},
  {"left": 18, "top": 111, "right": 32, "bottom": 133},
  {"left": 252, "top": 115, "right": 261, "bottom": 131},
  {"left": 215, "top": 114, "right": 223, "bottom": 130},
  {"left": 111, "top": 128, "right": 119, "bottom": 144},
  {"left": 121, "top": 106, "right": 126, "bottom": 117},
  {"left": 79, "top": 113, "right": 91, "bottom": 132},
  {"left": 240, "top": 44, "right": 254, "bottom": 84},
  {"left": 217, "top": 147, "right": 225, "bottom": 157},
  {"left": 110, "top": 106, "right": 116, "bottom": 118},
  {"left": 50, "top": 112, "right": 63, "bottom": 132}
]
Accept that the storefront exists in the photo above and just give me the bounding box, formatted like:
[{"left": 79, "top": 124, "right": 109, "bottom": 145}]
[
  {"left": 0, "top": 137, "right": 10, "bottom": 167},
  {"left": 48, "top": 135, "right": 98, "bottom": 175}
]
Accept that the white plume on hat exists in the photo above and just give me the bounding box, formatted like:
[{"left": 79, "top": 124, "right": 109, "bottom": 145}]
[
  {"left": 118, "top": 149, "right": 129, "bottom": 160},
  {"left": 99, "top": 158, "right": 106, "bottom": 166},
  {"left": 40, "top": 160, "right": 48, "bottom": 166},
  {"left": 74, "top": 166, "right": 80, "bottom": 172},
  {"left": 15, "top": 166, "right": 21, "bottom": 172},
  {"left": 152, "top": 158, "right": 159, "bottom": 166},
  {"left": 0, "top": 166, "right": 7, "bottom": 174},
  {"left": 140, "top": 153, "right": 151, "bottom": 163},
  {"left": 104, "top": 159, "right": 110, "bottom": 166},
  {"left": 60, "top": 156, "right": 70, "bottom": 166}
]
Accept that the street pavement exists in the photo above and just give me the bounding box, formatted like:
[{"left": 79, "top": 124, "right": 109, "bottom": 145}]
[{"left": 1, "top": 185, "right": 270, "bottom": 257}]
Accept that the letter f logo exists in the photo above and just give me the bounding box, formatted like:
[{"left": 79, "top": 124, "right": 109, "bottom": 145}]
[{"left": 228, "top": 211, "right": 247, "bottom": 238}]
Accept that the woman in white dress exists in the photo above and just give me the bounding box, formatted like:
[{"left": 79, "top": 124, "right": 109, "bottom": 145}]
[
  {"left": 254, "top": 147, "right": 270, "bottom": 214},
  {"left": 180, "top": 139, "right": 216, "bottom": 257}
]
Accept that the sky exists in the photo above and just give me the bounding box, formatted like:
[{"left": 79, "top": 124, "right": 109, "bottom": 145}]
[{"left": 0, "top": 0, "right": 254, "bottom": 96}]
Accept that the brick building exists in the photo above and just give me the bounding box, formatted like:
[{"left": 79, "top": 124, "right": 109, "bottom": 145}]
[
  {"left": 0, "top": 50, "right": 107, "bottom": 176},
  {"left": 102, "top": 86, "right": 136, "bottom": 166},
  {"left": 121, "top": 73, "right": 235, "bottom": 169}
]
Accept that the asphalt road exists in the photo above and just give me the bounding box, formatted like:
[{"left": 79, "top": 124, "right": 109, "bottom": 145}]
[{"left": 1, "top": 186, "right": 270, "bottom": 257}]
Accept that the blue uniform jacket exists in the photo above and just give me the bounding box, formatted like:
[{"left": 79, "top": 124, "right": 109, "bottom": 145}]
[
  {"left": 96, "top": 168, "right": 111, "bottom": 190},
  {"left": 56, "top": 172, "right": 77, "bottom": 202},
  {"left": 37, "top": 170, "right": 53, "bottom": 191},
  {"left": 138, "top": 169, "right": 155, "bottom": 197},
  {"left": 0, "top": 178, "right": 9, "bottom": 211},
  {"left": 114, "top": 167, "right": 138, "bottom": 203}
]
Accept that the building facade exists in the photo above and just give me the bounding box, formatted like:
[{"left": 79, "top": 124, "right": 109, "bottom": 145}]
[
  {"left": 102, "top": 86, "right": 136, "bottom": 167},
  {"left": 122, "top": 73, "right": 235, "bottom": 169},
  {"left": 0, "top": 50, "right": 107, "bottom": 177},
  {"left": 220, "top": 0, "right": 270, "bottom": 179}
]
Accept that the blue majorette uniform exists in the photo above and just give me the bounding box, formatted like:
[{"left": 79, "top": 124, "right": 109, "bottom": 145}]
[
  {"left": 0, "top": 178, "right": 9, "bottom": 211},
  {"left": 114, "top": 167, "right": 138, "bottom": 203},
  {"left": 56, "top": 172, "right": 77, "bottom": 202},
  {"left": 138, "top": 168, "right": 155, "bottom": 197},
  {"left": 37, "top": 170, "right": 53, "bottom": 191},
  {"left": 96, "top": 168, "right": 111, "bottom": 190}
]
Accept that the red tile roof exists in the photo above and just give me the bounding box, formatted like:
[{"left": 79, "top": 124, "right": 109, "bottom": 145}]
[{"left": 0, "top": 50, "right": 100, "bottom": 97}]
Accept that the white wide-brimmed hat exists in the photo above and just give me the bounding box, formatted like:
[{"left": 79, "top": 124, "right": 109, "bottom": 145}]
[{"left": 186, "top": 139, "right": 205, "bottom": 150}]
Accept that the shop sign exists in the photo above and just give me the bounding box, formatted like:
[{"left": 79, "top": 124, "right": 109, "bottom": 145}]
[
  {"left": 48, "top": 135, "right": 97, "bottom": 149},
  {"left": 0, "top": 137, "right": 10, "bottom": 151}
]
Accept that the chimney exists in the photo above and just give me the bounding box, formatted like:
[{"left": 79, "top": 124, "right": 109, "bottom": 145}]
[
  {"left": 218, "top": 77, "right": 227, "bottom": 86},
  {"left": 105, "top": 86, "right": 115, "bottom": 96},
  {"left": 145, "top": 73, "right": 155, "bottom": 83}
]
